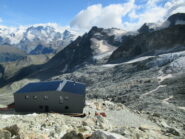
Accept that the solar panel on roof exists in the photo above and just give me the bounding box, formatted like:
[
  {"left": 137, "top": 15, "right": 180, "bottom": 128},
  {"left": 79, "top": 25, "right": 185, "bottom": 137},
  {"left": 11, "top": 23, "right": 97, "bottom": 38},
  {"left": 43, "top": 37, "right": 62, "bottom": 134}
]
[
  {"left": 16, "top": 81, "right": 62, "bottom": 93},
  {"left": 62, "top": 81, "right": 85, "bottom": 95},
  {"left": 15, "top": 80, "right": 86, "bottom": 95}
]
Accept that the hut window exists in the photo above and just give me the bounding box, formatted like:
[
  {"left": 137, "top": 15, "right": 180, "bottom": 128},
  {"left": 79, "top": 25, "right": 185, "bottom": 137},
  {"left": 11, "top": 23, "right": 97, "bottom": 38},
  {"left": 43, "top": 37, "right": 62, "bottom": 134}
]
[
  {"left": 59, "top": 96, "right": 63, "bottom": 104},
  {"left": 33, "top": 96, "right": 38, "bottom": 99},
  {"left": 44, "top": 96, "right": 48, "bottom": 100},
  {"left": 25, "top": 95, "right": 29, "bottom": 99},
  {"left": 64, "top": 96, "right": 69, "bottom": 100}
]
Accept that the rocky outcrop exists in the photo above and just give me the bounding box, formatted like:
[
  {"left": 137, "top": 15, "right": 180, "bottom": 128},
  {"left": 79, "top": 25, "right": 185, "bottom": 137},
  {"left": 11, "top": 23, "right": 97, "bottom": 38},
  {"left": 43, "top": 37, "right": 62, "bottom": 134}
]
[
  {"left": 0, "top": 129, "right": 11, "bottom": 139},
  {"left": 0, "top": 64, "right": 5, "bottom": 86},
  {"left": 109, "top": 25, "right": 185, "bottom": 63},
  {"left": 138, "top": 23, "right": 155, "bottom": 34},
  {"left": 89, "top": 130, "right": 126, "bottom": 139},
  {"left": 61, "top": 131, "right": 84, "bottom": 139},
  {"left": 44, "top": 26, "right": 120, "bottom": 73},
  {"left": 0, "top": 64, "right": 4, "bottom": 78},
  {"left": 167, "top": 13, "right": 185, "bottom": 27}
]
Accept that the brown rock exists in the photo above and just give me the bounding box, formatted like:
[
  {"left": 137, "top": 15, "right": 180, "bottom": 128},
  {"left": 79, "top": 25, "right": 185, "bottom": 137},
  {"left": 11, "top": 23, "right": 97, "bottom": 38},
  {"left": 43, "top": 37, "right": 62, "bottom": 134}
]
[
  {"left": 61, "top": 131, "right": 84, "bottom": 139},
  {"left": 4, "top": 124, "right": 20, "bottom": 136},
  {"left": 0, "top": 129, "right": 11, "bottom": 139},
  {"left": 165, "top": 127, "right": 180, "bottom": 136},
  {"left": 89, "top": 130, "right": 127, "bottom": 139}
]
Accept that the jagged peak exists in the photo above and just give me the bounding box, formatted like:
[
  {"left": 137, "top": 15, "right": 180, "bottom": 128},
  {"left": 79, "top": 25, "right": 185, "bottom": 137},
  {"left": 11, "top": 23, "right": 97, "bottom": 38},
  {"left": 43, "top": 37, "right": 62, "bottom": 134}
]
[{"left": 167, "top": 13, "right": 185, "bottom": 26}]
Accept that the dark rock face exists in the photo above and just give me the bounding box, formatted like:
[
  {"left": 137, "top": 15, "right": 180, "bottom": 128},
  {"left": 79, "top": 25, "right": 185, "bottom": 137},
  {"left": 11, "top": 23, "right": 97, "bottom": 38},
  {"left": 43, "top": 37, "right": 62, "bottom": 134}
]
[
  {"left": 109, "top": 25, "right": 185, "bottom": 63},
  {"left": 0, "top": 64, "right": 4, "bottom": 84},
  {"left": 61, "top": 131, "right": 84, "bottom": 139},
  {"left": 39, "top": 26, "right": 121, "bottom": 74},
  {"left": 167, "top": 13, "right": 185, "bottom": 27},
  {"left": 138, "top": 23, "right": 155, "bottom": 34},
  {"left": 44, "top": 33, "right": 93, "bottom": 73},
  {"left": 0, "top": 64, "right": 4, "bottom": 75},
  {"left": 29, "top": 44, "right": 55, "bottom": 55}
]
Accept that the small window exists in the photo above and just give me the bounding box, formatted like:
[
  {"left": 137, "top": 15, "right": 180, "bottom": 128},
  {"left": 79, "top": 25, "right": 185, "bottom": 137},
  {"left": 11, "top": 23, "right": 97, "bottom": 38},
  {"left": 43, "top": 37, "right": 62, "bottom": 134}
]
[
  {"left": 44, "top": 96, "right": 48, "bottom": 100},
  {"left": 65, "top": 106, "right": 69, "bottom": 110},
  {"left": 59, "top": 96, "right": 63, "bottom": 104},
  {"left": 64, "top": 96, "right": 69, "bottom": 100},
  {"left": 33, "top": 96, "right": 38, "bottom": 99},
  {"left": 25, "top": 95, "right": 29, "bottom": 99}
]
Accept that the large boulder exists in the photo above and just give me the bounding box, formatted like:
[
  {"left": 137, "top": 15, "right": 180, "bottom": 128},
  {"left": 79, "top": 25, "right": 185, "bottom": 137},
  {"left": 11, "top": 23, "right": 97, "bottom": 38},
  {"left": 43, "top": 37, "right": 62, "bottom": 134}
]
[
  {"left": 4, "top": 124, "right": 20, "bottom": 137},
  {"left": 0, "top": 129, "right": 11, "bottom": 139},
  {"left": 90, "top": 130, "right": 127, "bottom": 139},
  {"left": 61, "top": 131, "right": 84, "bottom": 139}
]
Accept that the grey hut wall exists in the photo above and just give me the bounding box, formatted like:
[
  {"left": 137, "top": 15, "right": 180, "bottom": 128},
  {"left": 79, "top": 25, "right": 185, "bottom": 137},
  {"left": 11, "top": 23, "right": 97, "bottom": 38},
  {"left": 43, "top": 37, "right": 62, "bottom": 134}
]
[{"left": 14, "top": 91, "right": 85, "bottom": 113}]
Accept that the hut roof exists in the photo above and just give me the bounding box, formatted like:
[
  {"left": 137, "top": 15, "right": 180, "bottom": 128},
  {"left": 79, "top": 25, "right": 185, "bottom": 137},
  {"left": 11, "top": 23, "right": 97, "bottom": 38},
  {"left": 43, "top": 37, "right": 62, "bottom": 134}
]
[{"left": 15, "top": 80, "right": 85, "bottom": 95}]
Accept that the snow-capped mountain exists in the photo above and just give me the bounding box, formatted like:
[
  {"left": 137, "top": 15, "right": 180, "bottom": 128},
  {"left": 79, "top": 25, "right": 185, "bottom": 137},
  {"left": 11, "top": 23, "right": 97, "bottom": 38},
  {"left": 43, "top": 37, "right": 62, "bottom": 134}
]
[
  {"left": 138, "top": 13, "right": 185, "bottom": 33},
  {"left": 0, "top": 23, "right": 80, "bottom": 53}
]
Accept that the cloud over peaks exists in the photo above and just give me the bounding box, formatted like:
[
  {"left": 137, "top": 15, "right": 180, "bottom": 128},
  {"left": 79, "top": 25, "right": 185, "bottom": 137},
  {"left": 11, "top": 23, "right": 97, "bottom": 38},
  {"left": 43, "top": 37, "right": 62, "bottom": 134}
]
[
  {"left": 70, "top": 0, "right": 185, "bottom": 31},
  {"left": 70, "top": 0, "right": 135, "bottom": 31}
]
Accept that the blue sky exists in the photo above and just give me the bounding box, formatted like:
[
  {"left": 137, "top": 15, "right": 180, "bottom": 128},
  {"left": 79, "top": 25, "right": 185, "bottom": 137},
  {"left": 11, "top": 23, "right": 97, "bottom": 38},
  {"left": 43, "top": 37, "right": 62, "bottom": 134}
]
[
  {"left": 0, "top": 0, "right": 129, "bottom": 26},
  {"left": 0, "top": 0, "right": 185, "bottom": 31}
]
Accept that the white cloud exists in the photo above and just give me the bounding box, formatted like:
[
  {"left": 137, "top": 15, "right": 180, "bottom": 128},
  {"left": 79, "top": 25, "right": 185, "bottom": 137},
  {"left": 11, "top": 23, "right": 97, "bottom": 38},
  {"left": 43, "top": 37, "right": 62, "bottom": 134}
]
[
  {"left": 123, "top": 0, "right": 185, "bottom": 30},
  {"left": 70, "top": 0, "right": 135, "bottom": 31},
  {"left": 164, "top": 0, "right": 185, "bottom": 16},
  {"left": 70, "top": 0, "right": 185, "bottom": 31}
]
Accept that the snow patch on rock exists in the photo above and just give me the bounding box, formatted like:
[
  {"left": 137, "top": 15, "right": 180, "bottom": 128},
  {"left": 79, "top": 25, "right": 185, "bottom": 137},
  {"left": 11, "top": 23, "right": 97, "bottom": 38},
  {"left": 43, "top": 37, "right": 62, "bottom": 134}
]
[
  {"left": 175, "top": 20, "right": 185, "bottom": 25},
  {"left": 125, "top": 56, "right": 154, "bottom": 64},
  {"left": 91, "top": 38, "right": 117, "bottom": 60}
]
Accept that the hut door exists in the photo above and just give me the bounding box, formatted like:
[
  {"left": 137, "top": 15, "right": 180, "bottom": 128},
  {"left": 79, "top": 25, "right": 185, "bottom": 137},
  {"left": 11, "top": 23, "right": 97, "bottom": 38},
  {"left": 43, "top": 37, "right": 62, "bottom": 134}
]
[{"left": 45, "top": 105, "right": 49, "bottom": 112}]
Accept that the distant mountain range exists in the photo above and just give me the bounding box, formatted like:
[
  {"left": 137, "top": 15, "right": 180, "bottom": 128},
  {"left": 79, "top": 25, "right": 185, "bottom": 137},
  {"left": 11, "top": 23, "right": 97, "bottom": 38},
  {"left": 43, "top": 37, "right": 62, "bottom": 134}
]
[
  {"left": 0, "top": 23, "right": 79, "bottom": 54},
  {"left": 2, "top": 13, "right": 184, "bottom": 83},
  {"left": 0, "top": 13, "right": 184, "bottom": 64}
]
